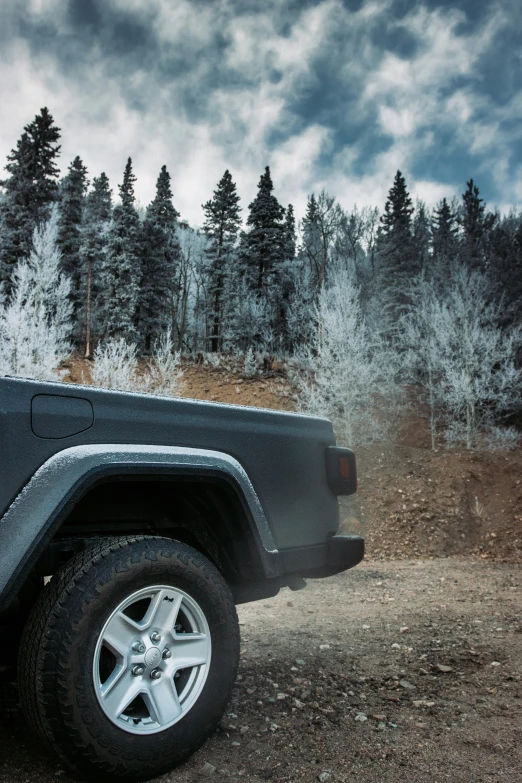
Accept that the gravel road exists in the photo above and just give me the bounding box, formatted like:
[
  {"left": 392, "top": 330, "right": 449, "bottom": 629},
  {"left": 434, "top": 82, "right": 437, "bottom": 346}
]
[{"left": 1, "top": 558, "right": 520, "bottom": 783}]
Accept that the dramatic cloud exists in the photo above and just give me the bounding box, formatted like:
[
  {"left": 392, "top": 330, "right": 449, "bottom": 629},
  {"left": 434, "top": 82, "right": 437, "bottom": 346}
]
[{"left": 0, "top": 0, "right": 520, "bottom": 223}]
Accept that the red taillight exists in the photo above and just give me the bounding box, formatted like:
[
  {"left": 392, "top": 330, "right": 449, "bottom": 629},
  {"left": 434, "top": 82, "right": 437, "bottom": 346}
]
[
  {"left": 339, "top": 456, "right": 350, "bottom": 479},
  {"left": 325, "top": 446, "right": 357, "bottom": 495}
]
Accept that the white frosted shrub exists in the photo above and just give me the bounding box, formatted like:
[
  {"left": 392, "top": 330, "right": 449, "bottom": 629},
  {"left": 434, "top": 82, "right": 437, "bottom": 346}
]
[
  {"left": 91, "top": 338, "right": 138, "bottom": 391},
  {"left": 146, "top": 333, "right": 183, "bottom": 395},
  {"left": 0, "top": 212, "right": 72, "bottom": 380}
]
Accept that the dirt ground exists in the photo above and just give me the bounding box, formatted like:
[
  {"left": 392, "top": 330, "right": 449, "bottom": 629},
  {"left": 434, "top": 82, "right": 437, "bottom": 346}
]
[{"left": 1, "top": 558, "right": 521, "bottom": 783}]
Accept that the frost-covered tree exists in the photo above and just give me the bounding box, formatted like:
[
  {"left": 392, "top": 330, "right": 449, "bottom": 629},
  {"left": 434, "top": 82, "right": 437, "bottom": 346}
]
[
  {"left": 57, "top": 155, "right": 88, "bottom": 321},
  {"left": 99, "top": 158, "right": 141, "bottom": 341},
  {"left": 175, "top": 225, "right": 207, "bottom": 351},
  {"left": 285, "top": 263, "right": 315, "bottom": 351},
  {"left": 301, "top": 191, "right": 343, "bottom": 293},
  {"left": 223, "top": 277, "right": 270, "bottom": 351},
  {"left": 0, "top": 108, "right": 61, "bottom": 290},
  {"left": 401, "top": 275, "right": 448, "bottom": 449},
  {"left": 334, "top": 205, "right": 373, "bottom": 282},
  {"left": 434, "top": 266, "right": 522, "bottom": 448},
  {"left": 91, "top": 338, "right": 138, "bottom": 391},
  {"left": 145, "top": 332, "right": 183, "bottom": 395},
  {"left": 0, "top": 211, "right": 72, "bottom": 380},
  {"left": 242, "top": 345, "right": 257, "bottom": 378},
  {"left": 138, "top": 165, "right": 180, "bottom": 351},
  {"left": 80, "top": 172, "right": 113, "bottom": 357},
  {"left": 202, "top": 169, "right": 241, "bottom": 352},
  {"left": 298, "top": 270, "right": 399, "bottom": 445}
]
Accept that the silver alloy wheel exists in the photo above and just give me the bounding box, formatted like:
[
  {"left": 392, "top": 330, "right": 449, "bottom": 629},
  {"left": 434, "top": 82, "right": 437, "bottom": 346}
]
[{"left": 93, "top": 585, "right": 211, "bottom": 735}]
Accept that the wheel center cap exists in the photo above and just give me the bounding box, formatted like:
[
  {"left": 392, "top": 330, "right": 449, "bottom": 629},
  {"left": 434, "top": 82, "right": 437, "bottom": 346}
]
[{"left": 144, "top": 647, "right": 161, "bottom": 668}]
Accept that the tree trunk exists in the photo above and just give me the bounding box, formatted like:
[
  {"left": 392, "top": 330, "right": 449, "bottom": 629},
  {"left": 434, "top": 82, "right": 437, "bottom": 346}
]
[{"left": 84, "top": 256, "right": 93, "bottom": 358}]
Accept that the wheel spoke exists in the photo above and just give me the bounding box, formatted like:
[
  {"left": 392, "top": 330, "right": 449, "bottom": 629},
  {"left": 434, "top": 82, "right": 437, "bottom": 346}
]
[
  {"left": 172, "top": 633, "right": 209, "bottom": 670},
  {"left": 147, "top": 589, "right": 182, "bottom": 635},
  {"left": 100, "top": 669, "right": 143, "bottom": 719},
  {"left": 144, "top": 676, "right": 182, "bottom": 726},
  {"left": 103, "top": 611, "right": 139, "bottom": 657}
]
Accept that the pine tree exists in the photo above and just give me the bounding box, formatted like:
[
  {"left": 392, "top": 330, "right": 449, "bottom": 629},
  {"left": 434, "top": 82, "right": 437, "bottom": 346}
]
[
  {"left": 138, "top": 165, "right": 180, "bottom": 351},
  {"left": 79, "top": 173, "right": 112, "bottom": 356},
  {"left": 488, "top": 213, "right": 522, "bottom": 328},
  {"left": 283, "top": 203, "right": 296, "bottom": 261},
  {"left": 99, "top": 158, "right": 141, "bottom": 341},
  {"left": 380, "top": 170, "right": 414, "bottom": 238},
  {"left": 274, "top": 203, "right": 298, "bottom": 349},
  {"left": 460, "top": 179, "right": 494, "bottom": 271},
  {"left": 0, "top": 108, "right": 61, "bottom": 290},
  {"left": 57, "top": 156, "right": 89, "bottom": 327},
  {"left": 432, "top": 197, "right": 459, "bottom": 277},
  {"left": 202, "top": 169, "right": 241, "bottom": 352},
  {"left": 241, "top": 166, "right": 285, "bottom": 295},
  {"left": 412, "top": 201, "right": 431, "bottom": 273},
  {"left": 301, "top": 193, "right": 321, "bottom": 279},
  {"left": 377, "top": 170, "right": 416, "bottom": 328}
]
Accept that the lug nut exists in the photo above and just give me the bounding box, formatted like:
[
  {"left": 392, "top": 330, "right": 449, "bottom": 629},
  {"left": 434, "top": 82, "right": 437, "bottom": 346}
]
[
  {"left": 150, "top": 632, "right": 161, "bottom": 643},
  {"left": 132, "top": 665, "right": 145, "bottom": 676},
  {"left": 162, "top": 648, "right": 172, "bottom": 659},
  {"left": 132, "top": 642, "right": 146, "bottom": 653},
  {"left": 150, "top": 668, "right": 162, "bottom": 680}
]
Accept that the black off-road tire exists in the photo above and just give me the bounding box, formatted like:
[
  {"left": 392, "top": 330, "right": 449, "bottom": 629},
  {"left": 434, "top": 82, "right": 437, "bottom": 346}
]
[
  {"left": 0, "top": 575, "right": 44, "bottom": 681},
  {"left": 18, "top": 536, "right": 240, "bottom": 781}
]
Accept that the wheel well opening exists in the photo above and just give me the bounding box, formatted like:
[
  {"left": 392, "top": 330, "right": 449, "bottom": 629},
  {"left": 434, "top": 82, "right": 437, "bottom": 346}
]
[{"left": 42, "top": 475, "right": 264, "bottom": 584}]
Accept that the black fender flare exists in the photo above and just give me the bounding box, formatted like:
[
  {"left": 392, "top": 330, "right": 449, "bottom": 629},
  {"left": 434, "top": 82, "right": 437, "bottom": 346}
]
[{"left": 0, "top": 444, "right": 280, "bottom": 611}]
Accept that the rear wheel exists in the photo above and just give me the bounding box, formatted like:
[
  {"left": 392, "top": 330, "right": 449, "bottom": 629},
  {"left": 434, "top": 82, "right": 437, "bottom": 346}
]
[{"left": 19, "top": 536, "right": 240, "bottom": 781}]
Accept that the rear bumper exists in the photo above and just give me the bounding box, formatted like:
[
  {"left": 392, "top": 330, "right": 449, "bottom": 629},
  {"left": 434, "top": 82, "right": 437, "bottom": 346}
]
[
  {"left": 279, "top": 534, "right": 364, "bottom": 579},
  {"left": 231, "top": 535, "right": 364, "bottom": 603}
]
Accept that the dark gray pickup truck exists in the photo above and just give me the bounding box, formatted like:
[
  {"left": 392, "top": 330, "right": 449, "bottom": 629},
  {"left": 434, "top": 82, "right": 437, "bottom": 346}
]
[{"left": 0, "top": 375, "right": 362, "bottom": 781}]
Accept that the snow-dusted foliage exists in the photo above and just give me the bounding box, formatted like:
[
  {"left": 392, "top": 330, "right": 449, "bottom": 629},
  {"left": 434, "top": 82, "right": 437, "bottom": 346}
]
[
  {"left": 285, "top": 264, "right": 315, "bottom": 350},
  {"left": 91, "top": 338, "right": 138, "bottom": 391},
  {"left": 175, "top": 225, "right": 208, "bottom": 352},
  {"left": 433, "top": 266, "right": 522, "bottom": 448},
  {"left": 301, "top": 190, "right": 344, "bottom": 293},
  {"left": 297, "top": 270, "right": 399, "bottom": 445},
  {"left": 242, "top": 346, "right": 257, "bottom": 378},
  {"left": 401, "top": 274, "right": 447, "bottom": 449},
  {"left": 0, "top": 212, "right": 72, "bottom": 380},
  {"left": 146, "top": 332, "right": 183, "bottom": 395},
  {"left": 223, "top": 278, "right": 270, "bottom": 352},
  {"left": 403, "top": 266, "right": 522, "bottom": 449}
]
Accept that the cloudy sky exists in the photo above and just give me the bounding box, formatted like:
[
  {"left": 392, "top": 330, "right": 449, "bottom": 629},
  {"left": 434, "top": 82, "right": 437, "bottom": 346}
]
[{"left": 0, "top": 0, "right": 521, "bottom": 224}]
